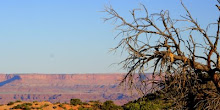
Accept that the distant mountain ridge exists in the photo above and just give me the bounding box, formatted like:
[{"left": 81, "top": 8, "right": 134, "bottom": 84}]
[{"left": 0, "top": 73, "right": 140, "bottom": 105}]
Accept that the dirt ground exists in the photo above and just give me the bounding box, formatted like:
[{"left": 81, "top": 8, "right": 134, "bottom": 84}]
[{"left": 0, "top": 101, "right": 92, "bottom": 110}]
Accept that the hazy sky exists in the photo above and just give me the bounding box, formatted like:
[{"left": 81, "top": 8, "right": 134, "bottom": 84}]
[{"left": 0, "top": 0, "right": 218, "bottom": 73}]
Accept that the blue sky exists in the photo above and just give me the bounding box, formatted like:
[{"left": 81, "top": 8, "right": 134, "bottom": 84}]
[{"left": 0, "top": 0, "right": 218, "bottom": 73}]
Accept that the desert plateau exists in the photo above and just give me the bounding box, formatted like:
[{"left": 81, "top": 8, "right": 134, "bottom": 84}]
[{"left": 0, "top": 74, "right": 138, "bottom": 106}]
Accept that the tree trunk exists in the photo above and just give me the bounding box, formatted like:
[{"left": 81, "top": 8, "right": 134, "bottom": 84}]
[{"left": 211, "top": 70, "right": 220, "bottom": 92}]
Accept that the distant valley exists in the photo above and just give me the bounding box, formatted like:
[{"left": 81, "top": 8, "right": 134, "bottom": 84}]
[{"left": 0, "top": 74, "right": 139, "bottom": 105}]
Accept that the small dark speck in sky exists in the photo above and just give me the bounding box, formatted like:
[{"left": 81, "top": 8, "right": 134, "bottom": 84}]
[{"left": 50, "top": 54, "right": 54, "bottom": 58}]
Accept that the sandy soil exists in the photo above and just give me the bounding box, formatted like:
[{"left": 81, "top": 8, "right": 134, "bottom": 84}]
[{"left": 0, "top": 101, "right": 92, "bottom": 110}]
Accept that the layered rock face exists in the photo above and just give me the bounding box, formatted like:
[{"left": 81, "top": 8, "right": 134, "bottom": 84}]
[{"left": 0, "top": 74, "right": 139, "bottom": 105}]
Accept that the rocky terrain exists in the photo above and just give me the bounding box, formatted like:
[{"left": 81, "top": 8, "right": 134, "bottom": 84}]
[{"left": 0, "top": 74, "right": 139, "bottom": 105}]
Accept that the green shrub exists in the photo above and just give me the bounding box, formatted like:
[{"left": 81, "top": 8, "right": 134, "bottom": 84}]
[
  {"left": 58, "top": 104, "right": 64, "bottom": 107},
  {"left": 33, "top": 101, "right": 38, "bottom": 103},
  {"left": 90, "top": 100, "right": 102, "bottom": 109},
  {"left": 15, "top": 100, "right": 22, "bottom": 103},
  {"left": 43, "top": 103, "right": 49, "bottom": 107},
  {"left": 70, "top": 99, "right": 82, "bottom": 106},
  {"left": 12, "top": 103, "right": 32, "bottom": 110},
  {"left": 12, "top": 104, "right": 22, "bottom": 109},
  {"left": 78, "top": 106, "right": 93, "bottom": 110},
  {"left": 7, "top": 101, "right": 14, "bottom": 105},
  {"left": 89, "top": 100, "right": 100, "bottom": 103},
  {"left": 24, "top": 103, "right": 32, "bottom": 106},
  {"left": 54, "top": 102, "right": 60, "bottom": 104},
  {"left": 53, "top": 106, "right": 57, "bottom": 109},
  {"left": 82, "top": 102, "right": 89, "bottom": 105},
  {"left": 123, "top": 96, "right": 171, "bottom": 110},
  {"left": 36, "top": 107, "right": 42, "bottom": 109},
  {"left": 102, "top": 100, "right": 123, "bottom": 110},
  {"left": 38, "top": 103, "right": 49, "bottom": 108},
  {"left": 58, "top": 104, "right": 66, "bottom": 109}
]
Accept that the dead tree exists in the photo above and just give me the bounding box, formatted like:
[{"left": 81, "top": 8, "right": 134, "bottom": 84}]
[{"left": 104, "top": 0, "right": 220, "bottom": 109}]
